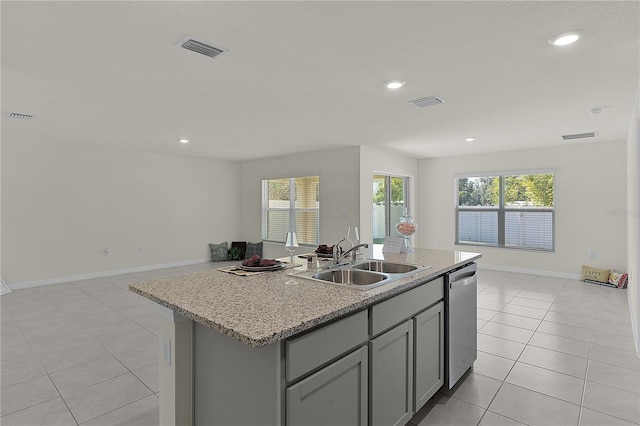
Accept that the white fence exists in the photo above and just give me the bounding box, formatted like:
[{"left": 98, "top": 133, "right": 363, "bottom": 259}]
[
  {"left": 458, "top": 210, "right": 553, "bottom": 250},
  {"left": 373, "top": 204, "right": 405, "bottom": 242}
]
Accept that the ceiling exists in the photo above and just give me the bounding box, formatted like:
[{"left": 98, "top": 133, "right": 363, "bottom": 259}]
[{"left": 2, "top": 1, "right": 638, "bottom": 162}]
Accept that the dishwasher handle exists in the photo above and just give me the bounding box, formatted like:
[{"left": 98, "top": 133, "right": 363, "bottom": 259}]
[
  {"left": 450, "top": 275, "right": 476, "bottom": 289},
  {"left": 448, "top": 263, "right": 477, "bottom": 290}
]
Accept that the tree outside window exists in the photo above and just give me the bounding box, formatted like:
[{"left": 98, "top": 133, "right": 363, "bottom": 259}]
[{"left": 456, "top": 172, "right": 554, "bottom": 251}]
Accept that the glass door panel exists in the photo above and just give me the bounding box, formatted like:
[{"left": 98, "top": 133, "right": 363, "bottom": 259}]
[
  {"left": 373, "top": 175, "right": 387, "bottom": 244},
  {"left": 373, "top": 174, "right": 408, "bottom": 244}
]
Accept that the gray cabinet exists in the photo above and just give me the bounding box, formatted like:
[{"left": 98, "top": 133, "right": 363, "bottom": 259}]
[
  {"left": 285, "top": 275, "right": 446, "bottom": 426},
  {"left": 286, "top": 310, "right": 368, "bottom": 382},
  {"left": 414, "top": 301, "right": 444, "bottom": 411},
  {"left": 371, "top": 277, "right": 443, "bottom": 336},
  {"left": 370, "top": 320, "right": 414, "bottom": 426},
  {"left": 286, "top": 346, "right": 368, "bottom": 426}
]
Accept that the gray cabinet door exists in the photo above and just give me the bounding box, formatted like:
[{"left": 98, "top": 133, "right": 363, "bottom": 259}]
[
  {"left": 370, "top": 320, "right": 414, "bottom": 426},
  {"left": 286, "top": 346, "right": 367, "bottom": 426},
  {"left": 414, "top": 301, "right": 444, "bottom": 411}
]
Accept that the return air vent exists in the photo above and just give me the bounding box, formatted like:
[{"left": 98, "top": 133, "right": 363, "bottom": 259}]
[
  {"left": 176, "top": 36, "right": 226, "bottom": 59},
  {"left": 8, "top": 112, "right": 33, "bottom": 120},
  {"left": 562, "top": 132, "right": 596, "bottom": 140},
  {"left": 409, "top": 96, "right": 445, "bottom": 108}
]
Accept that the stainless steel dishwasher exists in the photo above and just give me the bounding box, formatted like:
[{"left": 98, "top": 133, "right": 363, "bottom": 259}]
[{"left": 444, "top": 262, "right": 477, "bottom": 389}]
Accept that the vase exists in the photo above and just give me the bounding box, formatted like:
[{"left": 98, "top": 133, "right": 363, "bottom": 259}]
[{"left": 395, "top": 209, "right": 417, "bottom": 253}]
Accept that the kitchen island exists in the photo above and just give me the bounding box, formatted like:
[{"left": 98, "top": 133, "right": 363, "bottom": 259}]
[{"left": 130, "top": 247, "right": 480, "bottom": 426}]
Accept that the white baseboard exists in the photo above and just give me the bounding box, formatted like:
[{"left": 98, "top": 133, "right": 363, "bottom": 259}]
[
  {"left": 478, "top": 263, "right": 581, "bottom": 280},
  {"left": 5, "top": 258, "right": 211, "bottom": 291},
  {"left": 480, "top": 263, "right": 638, "bottom": 357},
  {"left": 1, "top": 278, "right": 12, "bottom": 295}
]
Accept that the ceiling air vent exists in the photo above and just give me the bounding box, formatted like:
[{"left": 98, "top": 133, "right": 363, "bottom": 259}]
[
  {"left": 409, "top": 96, "right": 445, "bottom": 108},
  {"left": 8, "top": 112, "right": 33, "bottom": 120},
  {"left": 176, "top": 36, "right": 225, "bottom": 59},
  {"left": 561, "top": 132, "right": 596, "bottom": 140}
]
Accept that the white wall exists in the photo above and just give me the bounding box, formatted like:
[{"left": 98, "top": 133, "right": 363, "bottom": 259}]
[
  {"left": 239, "top": 147, "right": 361, "bottom": 258},
  {"left": 1, "top": 139, "right": 241, "bottom": 285},
  {"left": 626, "top": 83, "right": 640, "bottom": 355},
  {"left": 0, "top": 137, "right": 6, "bottom": 294},
  {"left": 238, "top": 146, "right": 419, "bottom": 258},
  {"left": 417, "top": 141, "right": 627, "bottom": 276},
  {"left": 359, "top": 146, "right": 419, "bottom": 245}
]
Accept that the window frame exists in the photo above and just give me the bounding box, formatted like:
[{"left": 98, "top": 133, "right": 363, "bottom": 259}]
[
  {"left": 261, "top": 175, "right": 320, "bottom": 246},
  {"left": 454, "top": 169, "right": 555, "bottom": 252}
]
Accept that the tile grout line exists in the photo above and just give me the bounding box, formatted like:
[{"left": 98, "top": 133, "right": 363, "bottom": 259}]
[
  {"left": 477, "top": 278, "right": 582, "bottom": 424},
  {"left": 76, "top": 392, "right": 154, "bottom": 425},
  {"left": 51, "top": 282, "right": 159, "bottom": 419},
  {"left": 488, "top": 281, "right": 585, "bottom": 424},
  {"left": 0, "top": 394, "right": 77, "bottom": 424},
  {"left": 47, "top": 372, "right": 81, "bottom": 426},
  {"left": 481, "top": 278, "right": 638, "bottom": 425},
  {"left": 70, "top": 278, "right": 161, "bottom": 418},
  {"left": 2, "top": 277, "right": 155, "bottom": 422},
  {"left": 473, "top": 281, "right": 547, "bottom": 425}
]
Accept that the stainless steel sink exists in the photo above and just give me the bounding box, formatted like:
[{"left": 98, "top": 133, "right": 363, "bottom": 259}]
[
  {"left": 312, "top": 269, "right": 389, "bottom": 289},
  {"left": 351, "top": 260, "right": 419, "bottom": 274},
  {"left": 302, "top": 259, "right": 429, "bottom": 291}
]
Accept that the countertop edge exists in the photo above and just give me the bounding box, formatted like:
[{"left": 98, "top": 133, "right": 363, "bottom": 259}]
[{"left": 130, "top": 251, "right": 481, "bottom": 347}]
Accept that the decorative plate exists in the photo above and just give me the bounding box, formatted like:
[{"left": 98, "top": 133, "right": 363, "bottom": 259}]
[
  {"left": 314, "top": 252, "right": 335, "bottom": 258},
  {"left": 239, "top": 261, "right": 286, "bottom": 272}
]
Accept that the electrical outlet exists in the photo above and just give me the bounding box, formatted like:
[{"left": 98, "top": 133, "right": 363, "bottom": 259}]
[
  {"left": 137, "top": 246, "right": 143, "bottom": 253},
  {"left": 161, "top": 337, "right": 171, "bottom": 367},
  {"left": 588, "top": 251, "right": 597, "bottom": 260},
  {"left": 104, "top": 247, "right": 110, "bottom": 256}
]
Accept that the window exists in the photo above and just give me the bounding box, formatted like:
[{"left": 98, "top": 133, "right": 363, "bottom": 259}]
[
  {"left": 261, "top": 176, "right": 319, "bottom": 245},
  {"left": 455, "top": 171, "right": 554, "bottom": 251},
  {"left": 373, "top": 174, "right": 409, "bottom": 244}
]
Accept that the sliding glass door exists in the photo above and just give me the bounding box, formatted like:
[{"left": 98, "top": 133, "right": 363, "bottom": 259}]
[{"left": 373, "top": 174, "right": 408, "bottom": 244}]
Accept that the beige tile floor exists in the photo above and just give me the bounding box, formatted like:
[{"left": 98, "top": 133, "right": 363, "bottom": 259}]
[
  {"left": 410, "top": 270, "right": 640, "bottom": 426},
  {"left": 1, "top": 265, "right": 639, "bottom": 425}
]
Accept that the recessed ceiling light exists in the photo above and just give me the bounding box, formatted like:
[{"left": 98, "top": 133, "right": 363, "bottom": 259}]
[
  {"left": 385, "top": 80, "right": 405, "bottom": 89},
  {"left": 465, "top": 137, "right": 475, "bottom": 142},
  {"left": 548, "top": 30, "right": 583, "bottom": 46},
  {"left": 179, "top": 139, "right": 189, "bottom": 144}
]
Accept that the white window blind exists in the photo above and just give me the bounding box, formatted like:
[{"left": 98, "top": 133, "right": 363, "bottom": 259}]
[
  {"left": 261, "top": 176, "right": 319, "bottom": 245},
  {"left": 455, "top": 172, "right": 554, "bottom": 251}
]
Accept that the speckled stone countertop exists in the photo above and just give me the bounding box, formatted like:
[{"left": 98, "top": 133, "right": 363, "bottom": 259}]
[{"left": 129, "top": 247, "right": 480, "bottom": 347}]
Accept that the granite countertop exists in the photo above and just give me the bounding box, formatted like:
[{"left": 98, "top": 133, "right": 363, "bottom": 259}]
[{"left": 129, "top": 247, "right": 481, "bottom": 348}]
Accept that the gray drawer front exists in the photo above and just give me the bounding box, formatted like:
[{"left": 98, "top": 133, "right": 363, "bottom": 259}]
[
  {"left": 371, "top": 277, "right": 444, "bottom": 336},
  {"left": 286, "top": 310, "right": 368, "bottom": 382}
]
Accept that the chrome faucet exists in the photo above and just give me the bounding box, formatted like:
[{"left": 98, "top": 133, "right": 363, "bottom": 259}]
[
  {"left": 338, "top": 243, "right": 370, "bottom": 264},
  {"left": 332, "top": 238, "right": 346, "bottom": 265}
]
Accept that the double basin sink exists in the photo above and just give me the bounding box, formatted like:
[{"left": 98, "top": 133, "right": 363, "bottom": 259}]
[{"left": 308, "top": 260, "right": 429, "bottom": 290}]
